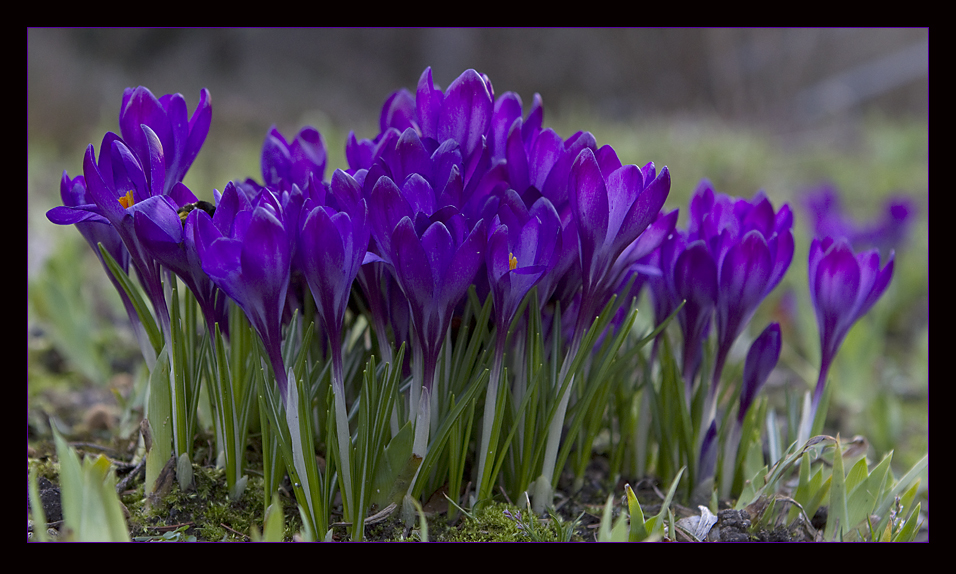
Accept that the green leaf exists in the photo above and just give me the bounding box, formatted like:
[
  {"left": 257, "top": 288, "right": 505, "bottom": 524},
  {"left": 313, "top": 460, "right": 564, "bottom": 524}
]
[
  {"left": 844, "top": 456, "right": 869, "bottom": 494},
  {"left": 597, "top": 494, "right": 627, "bottom": 542},
  {"left": 789, "top": 451, "right": 831, "bottom": 525},
  {"left": 412, "top": 366, "right": 488, "bottom": 500},
  {"left": 98, "top": 243, "right": 162, "bottom": 356},
  {"left": 252, "top": 493, "right": 285, "bottom": 542},
  {"left": 54, "top": 425, "right": 130, "bottom": 541},
  {"left": 28, "top": 467, "right": 50, "bottom": 542},
  {"left": 846, "top": 452, "right": 892, "bottom": 534},
  {"left": 145, "top": 346, "right": 173, "bottom": 495},
  {"left": 625, "top": 483, "right": 647, "bottom": 541},
  {"left": 825, "top": 436, "right": 849, "bottom": 541},
  {"left": 371, "top": 420, "right": 416, "bottom": 510},
  {"left": 892, "top": 501, "right": 922, "bottom": 542},
  {"left": 872, "top": 453, "right": 927, "bottom": 521}
]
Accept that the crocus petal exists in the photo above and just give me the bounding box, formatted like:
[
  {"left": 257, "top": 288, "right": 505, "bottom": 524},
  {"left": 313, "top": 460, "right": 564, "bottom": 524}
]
[
  {"left": 615, "top": 166, "right": 670, "bottom": 257},
  {"left": 605, "top": 164, "right": 643, "bottom": 244},
  {"left": 569, "top": 147, "right": 609, "bottom": 284},
  {"left": 719, "top": 231, "right": 772, "bottom": 328},
  {"left": 812, "top": 239, "right": 861, "bottom": 360},
  {"left": 421, "top": 220, "right": 456, "bottom": 292},
  {"left": 141, "top": 125, "right": 167, "bottom": 200},
  {"left": 46, "top": 205, "right": 107, "bottom": 226},
  {"left": 391, "top": 216, "right": 434, "bottom": 305},
  {"left": 739, "top": 322, "right": 782, "bottom": 419},
  {"left": 858, "top": 251, "right": 894, "bottom": 318},
  {"left": 439, "top": 69, "right": 493, "bottom": 163},
  {"left": 439, "top": 218, "right": 486, "bottom": 306},
  {"left": 416, "top": 67, "right": 442, "bottom": 141}
]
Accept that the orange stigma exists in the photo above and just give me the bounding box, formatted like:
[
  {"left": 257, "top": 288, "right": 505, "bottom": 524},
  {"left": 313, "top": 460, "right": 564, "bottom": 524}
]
[
  {"left": 509, "top": 252, "right": 518, "bottom": 271},
  {"left": 118, "top": 190, "right": 135, "bottom": 209}
]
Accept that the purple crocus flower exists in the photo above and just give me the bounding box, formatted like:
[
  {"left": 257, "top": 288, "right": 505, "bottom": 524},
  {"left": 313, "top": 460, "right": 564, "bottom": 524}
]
[
  {"left": 261, "top": 126, "right": 328, "bottom": 191},
  {"left": 49, "top": 86, "right": 214, "bottom": 353},
  {"left": 192, "top": 183, "right": 297, "bottom": 398},
  {"left": 416, "top": 67, "right": 494, "bottom": 183},
  {"left": 391, "top": 207, "right": 487, "bottom": 393},
  {"left": 486, "top": 190, "right": 563, "bottom": 331},
  {"left": 475, "top": 191, "right": 563, "bottom": 500},
  {"left": 296, "top": 169, "right": 371, "bottom": 378},
  {"left": 672, "top": 239, "right": 719, "bottom": 389},
  {"left": 119, "top": 86, "right": 212, "bottom": 195},
  {"left": 567, "top": 146, "right": 671, "bottom": 346},
  {"left": 713, "top": 226, "right": 791, "bottom": 382},
  {"left": 367, "top": 170, "right": 486, "bottom": 451},
  {"left": 536, "top": 144, "right": 670, "bottom": 512},
  {"left": 79, "top": 132, "right": 176, "bottom": 339},
  {"left": 295, "top": 169, "right": 371, "bottom": 508},
  {"left": 807, "top": 236, "right": 894, "bottom": 422},
  {"left": 348, "top": 67, "right": 499, "bottom": 217}
]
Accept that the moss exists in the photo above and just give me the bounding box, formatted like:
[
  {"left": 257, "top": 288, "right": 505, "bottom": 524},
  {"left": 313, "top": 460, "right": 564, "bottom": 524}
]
[
  {"left": 356, "top": 502, "right": 538, "bottom": 542},
  {"left": 444, "top": 502, "right": 524, "bottom": 542},
  {"left": 440, "top": 501, "right": 585, "bottom": 542},
  {"left": 124, "top": 463, "right": 301, "bottom": 541}
]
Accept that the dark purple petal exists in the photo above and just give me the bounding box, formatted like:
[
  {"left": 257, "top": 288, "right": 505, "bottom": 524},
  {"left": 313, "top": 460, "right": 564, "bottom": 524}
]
[
  {"left": 569, "top": 147, "right": 609, "bottom": 277},
  {"left": 369, "top": 175, "right": 413, "bottom": 261},
  {"left": 858, "top": 251, "right": 894, "bottom": 318},
  {"left": 439, "top": 218, "right": 486, "bottom": 306},
  {"left": 491, "top": 92, "right": 523, "bottom": 160},
  {"left": 402, "top": 173, "right": 438, "bottom": 218},
  {"left": 183, "top": 89, "right": 212, "bottom": 176},
  {"left": 528, "top": 128, "right": 564, "bottom": 192},
  {"left": 605, "top": 164, "right": 643, "bottom": 243},
  {"left": 416, "top": 67, "right": 442, "bottom": 142},
  {"left": 614, "top": 165, "right": 670, "bottom": 257},
  {"left": 391, "top": 128, "right": 433, "bottom": 187},
  {"left": 109, "top": 139, "right": 150, "bottom": 204},
  {"left": 811, "top": 238, "right": 861, "bottom": 361},
  {"left": 421, "top": 220, "right": 455, "bottom": 292},
  {"left": 739, "top": 322, "right": 781, "bottom": 420},
  {"left": 380, "top": 88, "right": 417, "bottom": 133},
  {"left": 438, "top": 69, "right": 493, "bottom": 162},
  {"left": 392, "top": 216, "right": 434, "bottom": 306},
  {"left": 717, "top": 230, "right": 773, "bottom": 350},
  {"left": 767, "top": 229, "right": 795, "bottom": 294},
  {"left": 674, "top": 240, "right": 718, "bottom": 383}
]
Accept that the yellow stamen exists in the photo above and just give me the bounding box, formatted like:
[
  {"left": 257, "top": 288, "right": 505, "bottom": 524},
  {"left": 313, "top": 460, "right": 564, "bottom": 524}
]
[
  {"left": 118, "top": 190, "right": 135, "bottom": 209},
  {"left": 509, "top": 252, "right": 518, "bottom": 271}
]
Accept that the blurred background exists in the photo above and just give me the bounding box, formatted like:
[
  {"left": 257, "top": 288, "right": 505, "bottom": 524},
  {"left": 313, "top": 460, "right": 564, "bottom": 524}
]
[
  {"left": 28, "top": 28, "right": 928, "bottom": 470},
  {"left": 28, "top": 28, "right": 928, "bottom": 145}
]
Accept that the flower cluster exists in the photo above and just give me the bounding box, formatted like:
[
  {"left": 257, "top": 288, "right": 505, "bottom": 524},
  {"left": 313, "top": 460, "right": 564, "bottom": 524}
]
[
  {"left": 45, "top": 68, "right": 900, "bottom": 527},
  {"left": 644, "top": 181, "right": 793, "bottom": 397}
]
